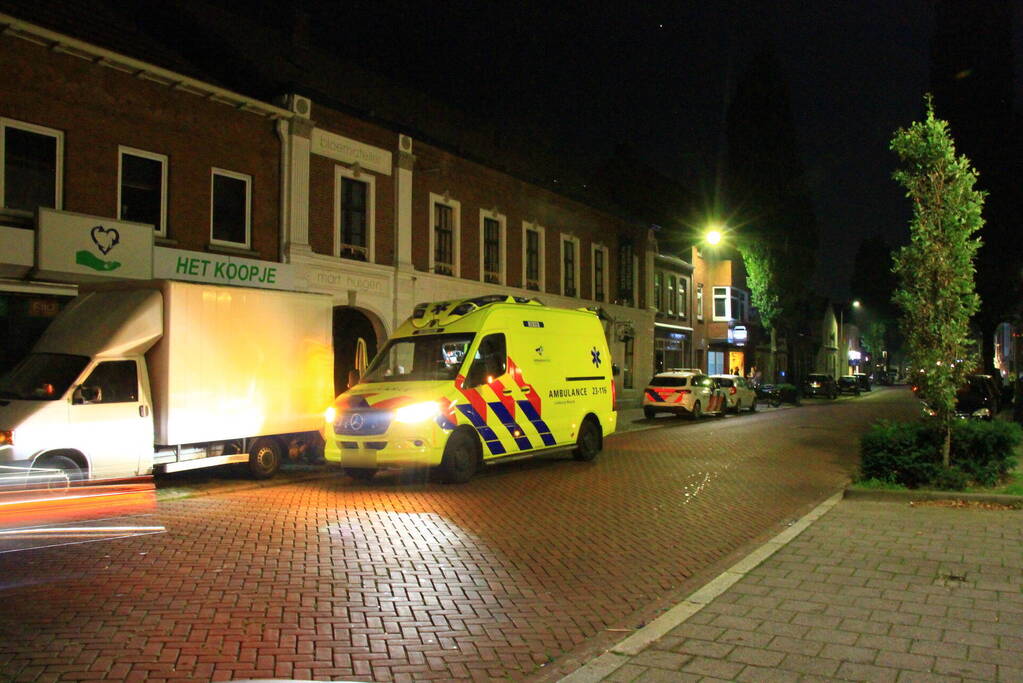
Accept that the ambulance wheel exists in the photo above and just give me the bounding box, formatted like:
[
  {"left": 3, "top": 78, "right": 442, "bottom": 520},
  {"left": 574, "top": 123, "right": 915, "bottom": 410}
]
[
  {"left": 248, "top": 437, "right": 282, "bottom": 479},
  {"left": 345, "top": 467, "right": 376, "bottom": 482},
  {"left": 643, "top": 407, "right": 656, "bottom": 419},
  {"left": 441, "top": 429, "right": 480, "bottom": 483},
  {"left": 689, "top": 401, "right": 702, "bottom": 420},
  {"left": 573, "top": 417, "right": 602, "bottom": 462}
]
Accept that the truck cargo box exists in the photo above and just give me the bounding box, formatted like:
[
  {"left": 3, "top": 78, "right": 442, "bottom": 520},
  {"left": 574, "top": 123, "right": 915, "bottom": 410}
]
[{"left": 146, "top": 281, "right": 333, "bottom": 446}]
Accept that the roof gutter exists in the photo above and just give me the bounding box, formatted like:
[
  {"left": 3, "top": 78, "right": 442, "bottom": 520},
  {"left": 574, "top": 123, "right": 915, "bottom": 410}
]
[{"left": 0, "top": 12, "right": 294, "bottom": 120}]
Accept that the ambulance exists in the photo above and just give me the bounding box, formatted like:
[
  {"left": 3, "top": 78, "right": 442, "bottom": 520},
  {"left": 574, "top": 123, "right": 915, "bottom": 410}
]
[{"left": 324, "top": 295, "right": 617, "bottom": 482}]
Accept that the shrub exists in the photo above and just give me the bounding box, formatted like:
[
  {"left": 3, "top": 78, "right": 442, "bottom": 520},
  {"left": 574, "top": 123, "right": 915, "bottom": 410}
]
[
  {"left": 860, "top": 419, "right": 1021, "bottom": 489},
  {"left": 775, "top": 383, "right": 800, "bottom": 404},
  {"left": 860, "top": 420, "right": 942, "bottom": 488},
  {"left": 950, "top": 419, "right": 1021, "bottom": 486}
]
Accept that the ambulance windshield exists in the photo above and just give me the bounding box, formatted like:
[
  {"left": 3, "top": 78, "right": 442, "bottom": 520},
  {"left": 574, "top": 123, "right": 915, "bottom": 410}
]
[{"left": 362, "top": 333, "right": 475, "bottom": 383}]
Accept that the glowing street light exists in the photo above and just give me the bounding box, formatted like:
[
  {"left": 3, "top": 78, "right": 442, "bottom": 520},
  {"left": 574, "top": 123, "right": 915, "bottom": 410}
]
[{"left": 705, "top": 229, "right": 723, "bottom": 246}]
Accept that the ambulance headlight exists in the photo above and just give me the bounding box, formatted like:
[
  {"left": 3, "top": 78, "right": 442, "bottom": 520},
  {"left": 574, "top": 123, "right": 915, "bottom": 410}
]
[
  {"left": 394, "top": 401, "right": 441, "bottom": 423},
  {"left": 324, "top": 406, "right": 337, "bottom": 424}
]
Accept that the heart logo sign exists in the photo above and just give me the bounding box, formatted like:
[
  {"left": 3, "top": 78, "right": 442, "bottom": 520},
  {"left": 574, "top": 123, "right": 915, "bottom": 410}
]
[{"left": 90, "top": 225, "right": 120, "bottom": 255}]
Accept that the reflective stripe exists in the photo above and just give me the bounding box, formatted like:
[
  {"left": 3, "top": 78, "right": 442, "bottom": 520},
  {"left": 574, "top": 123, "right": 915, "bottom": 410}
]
[
  {"left": 456, "top": 403, "right": 506, "bottom": 455},
  {"left": 517, "top": 399, "right": 556, "bottom": 446},
  {"left": 488, "top": 401, "right": 533, "bottom": 450}
]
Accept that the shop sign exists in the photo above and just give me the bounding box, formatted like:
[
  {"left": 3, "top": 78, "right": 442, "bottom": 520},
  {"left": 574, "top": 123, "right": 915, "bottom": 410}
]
[
  {"left": 36, "top": 208, "right": 153, "bottom": 281},
  {"left": 311, "top": 129, "right": 392, "bottom": 176},
  {"left": 154, "top": 247, "right": 296, "bottom": 292},
  {"left": 728, "top": 325, "right": 748, "bottom": 345}
]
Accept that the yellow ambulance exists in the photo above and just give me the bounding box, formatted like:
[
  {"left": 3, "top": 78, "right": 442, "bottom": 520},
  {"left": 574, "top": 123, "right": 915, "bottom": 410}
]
[{"left": 324, "top": 295, "right": 617, "bottom": 482}]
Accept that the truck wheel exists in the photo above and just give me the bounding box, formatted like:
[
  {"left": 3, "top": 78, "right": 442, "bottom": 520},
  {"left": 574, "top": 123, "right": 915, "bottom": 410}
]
[
  {"left": 39, "top": 455, "right": 85, "bottom": 485},
  {"left": 248, "top": 437, "right": 282, "bottom": 479},
  {"left": 573, "top": 417, "right": 602, "bottom": 461},
  {"left": 440, "top": 429, "right": 479, "bottom": 483},
  {"left": 345, "top": 468, "right": 377, "bottom": 482},
  {"left": 643, "top": 407, "right": 656, "bottom": 419}
]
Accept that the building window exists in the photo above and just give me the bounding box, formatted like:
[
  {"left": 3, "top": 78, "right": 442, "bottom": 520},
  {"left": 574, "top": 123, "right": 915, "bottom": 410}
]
[
  {"left": 480, "top": 212, "right": 504, "bottom": 284},
  {"left": 618, "top": 239, "right": 634, "bottom": 305},
  {"left": 713, "top": 286, "right": 728, "bottom": 320},
  {"left": 210, "top": 168, "right": 251, "bottom": 247},
  {"left": 654, "top": 271, "right": 663, "bottom": 312},
  {"left": 429, "top": 194, "right": 460, "bottom": 277},
  {"left": 561, "top": 235, "right": 579, "bottom": 297},
  {"left": 678, "top": 278, "right": 688, "bottom": 318},
  {"left": 697, "top": 283, "right": 704, "bottom": 321},
  {"left": 711, "top": 286, "right": 749, "bottom": 322},
  {"left": 667, "top": 275, "right": 677, "bottom": 316},
  {"left": 593, "top": 246, "right": 607, "bottom": 302},
  {"left": 336, "top": 167, "right": 375, "bottom": 262},
  {"left": 1, "top": 118, "right": 63, "bottom": 213},
  {"left": 118, "top": 147, "right": 167, "bottom": 236},
  {"left": 523, "top": 222, "right": 545, "bottom": 291},
  {"left": 708, "top": 350, "right": 725, "bottom": 375}
]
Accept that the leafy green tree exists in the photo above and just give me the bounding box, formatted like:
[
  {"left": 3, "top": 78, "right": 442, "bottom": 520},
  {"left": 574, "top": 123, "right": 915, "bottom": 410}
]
[
  {"left": 890, "top": 96, "right": 984, "bottom": 466},
  {"left": 739, "top": 240, "right": 781, "bottom": 379}
]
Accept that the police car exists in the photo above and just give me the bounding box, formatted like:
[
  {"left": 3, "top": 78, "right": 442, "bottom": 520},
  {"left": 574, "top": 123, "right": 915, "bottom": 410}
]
[{"left": 643, "top": 370, "right": 725, "bottom": 419}]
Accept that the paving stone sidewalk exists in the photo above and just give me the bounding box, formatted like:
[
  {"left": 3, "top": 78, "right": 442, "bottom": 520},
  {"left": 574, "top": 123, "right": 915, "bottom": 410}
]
[{"left": 563, "top": 497, "right": 1023, "bottom": 682}]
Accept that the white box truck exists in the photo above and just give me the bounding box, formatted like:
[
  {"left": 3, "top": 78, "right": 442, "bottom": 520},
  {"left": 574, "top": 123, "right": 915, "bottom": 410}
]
[{"left": 0, "top": 280, "right": 334, "bottom": 481}]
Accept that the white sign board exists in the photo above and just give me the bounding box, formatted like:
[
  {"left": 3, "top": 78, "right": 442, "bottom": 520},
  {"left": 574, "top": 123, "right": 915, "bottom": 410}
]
[
  {"left": 36, "top": 208, "right": 153, "bottom": 281},
  {"left": 311, "top": 129, "right": 392, "bottom": 176},
  {"left": 154, "top": 247, "right": 297, "bottom": 292}
]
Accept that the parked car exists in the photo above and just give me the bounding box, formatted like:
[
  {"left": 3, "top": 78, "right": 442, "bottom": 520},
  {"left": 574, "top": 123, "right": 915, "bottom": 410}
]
[
  {"left": 755, "top": 383, "right": 782, "bottom": 408},
  {"left": 972, "top": 374, "right": 1002, "bottom": 415},
  {"left": 643, "top": 371, "right": 715, "bottom": 419},
  {"left": 853, "top": 373, "right": 872, "bottom": 392},
  {"left": 803, "top": 373, "right": 838, "bottom": 399},
  {"left": 838, "top": 375, "right": 861, "bottom": 396},
  {"left": 711, "top": 374, "right": 758, "bottom": 413},
  {"left": 920, "top": 375, "right": 997, "bottom": 420}
]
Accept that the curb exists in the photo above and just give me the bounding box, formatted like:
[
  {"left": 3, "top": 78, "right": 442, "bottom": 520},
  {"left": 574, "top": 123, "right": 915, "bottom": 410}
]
[
  {"left": 559, "top": 490, "right": 845, "bottom": 683},
  {"left": 155, "top": 468, "right": 334, "bottom": 502},
  {"left": 843, "top": 486, "right": 1023, "bottom": 507}
]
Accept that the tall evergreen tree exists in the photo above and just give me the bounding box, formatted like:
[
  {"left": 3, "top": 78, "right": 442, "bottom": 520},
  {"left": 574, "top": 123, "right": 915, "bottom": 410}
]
[
  {"left": 725, "top": 45, "right": 819, "bottom": 380},
  {"left": 891, "top": 97, "right": 983, "bottom": 466}
]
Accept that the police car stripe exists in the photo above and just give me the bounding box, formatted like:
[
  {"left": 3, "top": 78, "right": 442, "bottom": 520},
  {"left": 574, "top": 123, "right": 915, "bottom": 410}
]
[
  {"left": 516, "top": 400, "right": 557, "bottom": 446},
  {"left": 487, "top": 401, "right": 533, "bottom": 450},
  {"left": 455, "top": 403, "right": 507, "bottom": 455}
]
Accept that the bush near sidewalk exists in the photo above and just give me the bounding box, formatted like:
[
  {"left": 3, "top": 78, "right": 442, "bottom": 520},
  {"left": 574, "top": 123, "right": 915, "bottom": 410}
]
[{"left": 860, "top": 419, "right": 1021, "bottom": 489}]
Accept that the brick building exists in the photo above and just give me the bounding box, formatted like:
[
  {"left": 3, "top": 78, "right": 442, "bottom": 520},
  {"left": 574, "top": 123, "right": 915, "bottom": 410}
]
[{"left": 0, "top": 10, "right": 660, "bottom": 404}]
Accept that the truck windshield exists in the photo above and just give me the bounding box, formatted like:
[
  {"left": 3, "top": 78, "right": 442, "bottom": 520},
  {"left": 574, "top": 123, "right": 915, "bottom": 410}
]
[
  {"left": 362, "top": 334, "right": 475, "bottom": 383},
  {"left": 0, "top": 353, "right": 90, "bottom": 401}
]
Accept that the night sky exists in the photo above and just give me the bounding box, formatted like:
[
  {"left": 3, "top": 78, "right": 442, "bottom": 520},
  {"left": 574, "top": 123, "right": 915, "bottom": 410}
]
[{"left": 212, "top": 1, "right": 1022, "bottom": 299}]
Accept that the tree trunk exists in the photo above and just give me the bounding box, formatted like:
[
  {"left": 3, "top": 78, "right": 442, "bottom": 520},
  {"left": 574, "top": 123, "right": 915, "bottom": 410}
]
[
  {"left": 767, "top": 327, "right": 777, "bottom": 383},
  {"left": 942, "top": 418, "right": 951, "bottom": 468}
]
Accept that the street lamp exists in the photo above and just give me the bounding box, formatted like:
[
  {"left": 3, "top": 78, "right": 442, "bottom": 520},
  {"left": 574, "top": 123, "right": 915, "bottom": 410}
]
[
  {"left": 705, "top": 229, "right": 723, "bottom": 246},
  {"left": 839, "top": 300, "right": 862, "bottom": 376}
]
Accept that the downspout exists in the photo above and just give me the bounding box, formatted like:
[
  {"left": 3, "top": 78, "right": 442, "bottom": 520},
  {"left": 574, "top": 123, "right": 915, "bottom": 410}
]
[{"left": 276, "top": 119, "right": 291, "bottom": 263}]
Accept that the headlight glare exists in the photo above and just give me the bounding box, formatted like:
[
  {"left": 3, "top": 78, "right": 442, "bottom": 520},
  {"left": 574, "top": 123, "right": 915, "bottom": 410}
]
[
  {"left": 324, "top": 406, "right": 337, "bottom": 424},
  {"left": 394, "top": 401, "right": 441, "bottom": 423}
]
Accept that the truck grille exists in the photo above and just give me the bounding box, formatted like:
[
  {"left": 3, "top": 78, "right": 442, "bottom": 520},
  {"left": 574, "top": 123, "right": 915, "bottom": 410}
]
[{"left": 334, "top": 410, "right": 391, "bottom": 436}]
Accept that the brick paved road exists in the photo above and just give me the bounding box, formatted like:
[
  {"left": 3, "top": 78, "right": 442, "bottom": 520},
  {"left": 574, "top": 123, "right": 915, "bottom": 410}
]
[{"left": 0, "top": 387, "right": 918, "bottom": 681}]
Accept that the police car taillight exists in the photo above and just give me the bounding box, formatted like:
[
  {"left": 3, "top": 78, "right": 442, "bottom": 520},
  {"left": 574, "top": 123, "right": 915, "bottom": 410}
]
[{"left": 729, "top": 386, "right": 737, "bottom": 395}]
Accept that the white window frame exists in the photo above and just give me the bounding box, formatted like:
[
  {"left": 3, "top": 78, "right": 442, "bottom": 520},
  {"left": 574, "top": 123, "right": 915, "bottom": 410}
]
[
  {"left": 560, "top": 233, "right": 581, "bottom": 298},
  {"left": 478, "top": 209, "right": 505, "bottom": 285},
  {"left": 679, "top": 275, "right": 690, "bottom": 319},
  {"left": 713, "top": 286, "right": 730, "bottom": 321},
  {"left": 697, "top": 283, "right": 704, "bottom": 321},
  {"left": 335, "top": 165, "right": 376, "bottom": 262},
  {"left": 711, "top": 286, "right": 749, "bottom": 322},
  {"left": 0, "top": 117, "right": 64, "bottom": 213},
  {"left": 591, "top": 243, "right": 609, "bottom": 303},
  {"left": 209, "top": 168, "right": 252, "bottom": 248},
  {"left": 428, "top": 192, "right": 461, "bottom": 278},
  {"left": 117, "top": 146, "right": 168, "bottom": 236},
  {"left": 522, "top": 221, "right": 546, "bottom": 292}
]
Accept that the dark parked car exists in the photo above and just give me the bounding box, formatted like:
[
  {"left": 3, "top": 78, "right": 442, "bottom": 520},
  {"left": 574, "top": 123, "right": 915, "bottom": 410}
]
[
  {"left": 920, "top": 375, "right": 997, "bottom": 420},
  {"left": 853, "top": 373, "right": 872, "bottom": 392},
  {"left": 804, "top": 373, "right": 838, "bottom": 399},
  {"left": 838, "top": 375, "right": 861, "bottom": 396}
]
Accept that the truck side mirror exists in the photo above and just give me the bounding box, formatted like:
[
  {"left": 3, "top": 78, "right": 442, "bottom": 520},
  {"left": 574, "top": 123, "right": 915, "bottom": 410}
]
[
  {"left": 347, "top": 369, "right": 361, "bottom": 388},
  {"left": 612, "top": 363, "right": 621, "bottom": 377}
]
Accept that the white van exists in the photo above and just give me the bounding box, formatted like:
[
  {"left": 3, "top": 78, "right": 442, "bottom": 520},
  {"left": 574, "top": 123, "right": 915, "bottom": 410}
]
[{"left": 0, "top": 280, "right": 333, "bottom": 482}]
